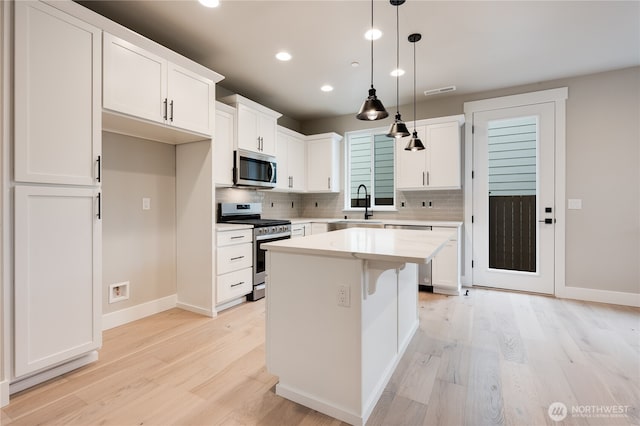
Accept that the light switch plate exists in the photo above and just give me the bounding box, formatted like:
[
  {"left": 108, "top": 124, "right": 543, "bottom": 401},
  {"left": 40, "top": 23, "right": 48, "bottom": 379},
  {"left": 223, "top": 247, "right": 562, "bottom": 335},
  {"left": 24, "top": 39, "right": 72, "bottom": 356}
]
[
  {"left": 568, "top": 199, "right": 582, "bottom": 210},
  {"left": 142, "top": 197, "right": 151, "bottom": 210}
]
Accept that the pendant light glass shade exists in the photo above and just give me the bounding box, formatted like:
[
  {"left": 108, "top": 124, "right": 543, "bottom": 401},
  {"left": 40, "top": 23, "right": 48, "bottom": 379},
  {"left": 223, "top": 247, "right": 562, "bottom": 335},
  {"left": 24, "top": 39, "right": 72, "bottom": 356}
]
[
  {"left": 357, "top": 87, "right": 389, "bottom": 121},
  {"left": 386, "top": 0, "right": 410, "bottom": 138},
  {"left": 357, "top": 0, "right": 388, "bottom": 121},
  {"left": 406, "top": 130, "right": 425, "bottom": 151},
  {"left": 387, "top": 114, "right": 410, "bottom": 138},
  {"left": 405, "top": 33, "right": 425, "bottom": 151}
]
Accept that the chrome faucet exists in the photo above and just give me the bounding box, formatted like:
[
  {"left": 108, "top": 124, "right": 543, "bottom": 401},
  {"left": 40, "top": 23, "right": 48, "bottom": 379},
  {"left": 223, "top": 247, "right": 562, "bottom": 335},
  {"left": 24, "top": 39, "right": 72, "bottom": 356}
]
[{"left": 357, "top": 184, "right": 373, "bottom": 220}]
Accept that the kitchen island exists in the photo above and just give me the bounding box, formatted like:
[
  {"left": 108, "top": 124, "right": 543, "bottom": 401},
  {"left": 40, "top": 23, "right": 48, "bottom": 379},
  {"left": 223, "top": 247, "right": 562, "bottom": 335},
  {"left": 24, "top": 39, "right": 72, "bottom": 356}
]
[{"left": 263, "top": 227, "right": 456, "bottom": 425}]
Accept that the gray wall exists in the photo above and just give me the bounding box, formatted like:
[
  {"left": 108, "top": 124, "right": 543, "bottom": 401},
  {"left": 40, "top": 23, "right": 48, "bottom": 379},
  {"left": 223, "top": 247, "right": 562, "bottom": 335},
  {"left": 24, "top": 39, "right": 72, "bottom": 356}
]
[
  {"left": 102, "top": 132, "right": 177, "bottom": 314},
  {"left": 301, "top": 66, "right": 640, "bottom": 295}
]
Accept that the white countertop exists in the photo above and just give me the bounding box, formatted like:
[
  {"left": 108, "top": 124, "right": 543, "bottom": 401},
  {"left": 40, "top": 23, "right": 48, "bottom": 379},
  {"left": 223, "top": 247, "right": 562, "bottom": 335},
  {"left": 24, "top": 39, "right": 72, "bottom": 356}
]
[
  {"left": 289, "top": 218, "right": 462, "bottom": 228},
  {"left": 263, "top": 227, "right": 456, "bottom": 264},
  {"left": 216, "top": 223, "right": 254, "bottom": 231}
]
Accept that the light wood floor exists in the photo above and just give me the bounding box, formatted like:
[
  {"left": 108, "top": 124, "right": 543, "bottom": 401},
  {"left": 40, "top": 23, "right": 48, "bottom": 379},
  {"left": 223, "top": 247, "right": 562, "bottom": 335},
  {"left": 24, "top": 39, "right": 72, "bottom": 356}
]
[{"left": 2, "top": 288, "right": 639, "bottom": 426}]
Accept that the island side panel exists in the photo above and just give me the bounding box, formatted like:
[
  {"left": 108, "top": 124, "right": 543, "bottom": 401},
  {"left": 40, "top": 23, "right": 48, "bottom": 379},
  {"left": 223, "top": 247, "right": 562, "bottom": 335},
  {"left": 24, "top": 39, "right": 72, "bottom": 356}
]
[
  {"left": 397, "top": 263, "right": 419, "bottom": 352},
  {"left": 360, "top": 263, "right": 419, "bottom": 421},
  {"left": 266, "top": 251, "right": 364, "bottom": 421}
]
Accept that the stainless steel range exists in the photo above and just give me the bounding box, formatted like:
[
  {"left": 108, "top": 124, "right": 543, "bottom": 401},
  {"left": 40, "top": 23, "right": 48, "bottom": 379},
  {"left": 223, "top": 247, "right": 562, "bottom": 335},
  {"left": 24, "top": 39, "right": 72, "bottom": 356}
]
[{"left": 218, "top": 203, "right": 291, "bottom": 301}]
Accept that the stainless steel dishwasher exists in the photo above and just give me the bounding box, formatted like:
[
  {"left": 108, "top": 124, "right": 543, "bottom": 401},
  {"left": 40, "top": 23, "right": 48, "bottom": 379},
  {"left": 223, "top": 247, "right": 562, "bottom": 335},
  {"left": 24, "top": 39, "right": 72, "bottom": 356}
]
[{"left": 384, "top": 224, "right": 433, "bottom": 290}]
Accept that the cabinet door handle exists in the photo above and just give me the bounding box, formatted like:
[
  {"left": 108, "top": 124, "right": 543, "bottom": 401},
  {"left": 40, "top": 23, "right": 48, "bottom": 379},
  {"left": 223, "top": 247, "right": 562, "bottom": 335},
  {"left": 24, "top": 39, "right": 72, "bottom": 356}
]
[
  {"left": 231, "top": 281, "right": 245, "bottom": 288},
  {"left": 257, "top": 137, "right": 261, "bottom": 151},
  {"left": 289, "top": 176, "right": 293, "bottom": 188},
  {"left": 97, "top": 193, "right": 102, "bottom": 220},
  {"left": 230, "top": 235, "right": 245, "bottom": 240},
  {"left": 427, "top": 171, "right": 430, "bottom": 186},
  {"left": 97, "top": 155, "right": 101, "bottom": 183},
  {"left": 327, "top": 177, "right": 331, "bottom": 189},
  {"left": 169, "top": 100, "right": 174, "bottom": 122},
  {"left": 230, "top": 255, "right": 245, "bottom": 261},
  {"left": 163, "top": 98, "right": 168, "bottom": 121},
  {"left": 422, "top": 171, "right": 425, "bottom": 186}
]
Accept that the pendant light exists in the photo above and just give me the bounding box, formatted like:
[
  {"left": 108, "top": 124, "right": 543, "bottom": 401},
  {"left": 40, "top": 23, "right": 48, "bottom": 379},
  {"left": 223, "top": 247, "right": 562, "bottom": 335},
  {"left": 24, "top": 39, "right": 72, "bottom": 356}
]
[
  {"left": 356, "top": 0, "right": 389, "bottom": 121},
  {"left": 405, "top": 33, "right": 425, "bottom": 151},
  {"left": 386, "top": 0, "right": 410, "bottom": 138}
]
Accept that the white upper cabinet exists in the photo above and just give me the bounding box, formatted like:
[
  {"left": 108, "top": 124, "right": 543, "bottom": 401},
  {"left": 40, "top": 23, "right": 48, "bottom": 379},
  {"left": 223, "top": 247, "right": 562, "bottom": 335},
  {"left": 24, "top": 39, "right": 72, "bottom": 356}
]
[
  {"left": 306, "top": 133, "right": 342, "bottom": 193},
  {"left": 396, "top": 126, "right": 427, "bottom": 190},
  {"left": 221, "top": 95, "right": 282, "bottom": 156},
  {"left": 167, "top": 63, "right": 216, "bottom": 135},
  {"left": 396, "top": 117, "right": 463, "bottom": 190},
  {"left": 103, "top": 33, "right": 215, "bottom": 137},
  {"left": 276, "top": 127, "right": 306, "bottom": 192},
  {"left": 14, "top": 1, "right": 101, "bottom": 186},
  {"left": 214, "top": 102, "right": 236, "bottom": 187}
]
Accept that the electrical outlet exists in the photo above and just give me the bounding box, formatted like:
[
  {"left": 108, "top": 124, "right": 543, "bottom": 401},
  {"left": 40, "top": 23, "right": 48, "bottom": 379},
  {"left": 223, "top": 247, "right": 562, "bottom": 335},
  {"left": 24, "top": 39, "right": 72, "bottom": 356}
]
[
  {"left": 109, "top": 281, "right": 130, "bottom": 303},
  {"left": 428, "top": 200, "right": 433, "bottom": 208},
  {"left": 337, "top": 285, "right": 350, "bottom": 307},
  {"left": 142, "top": 198, "right": 151, "bottom": 210}
]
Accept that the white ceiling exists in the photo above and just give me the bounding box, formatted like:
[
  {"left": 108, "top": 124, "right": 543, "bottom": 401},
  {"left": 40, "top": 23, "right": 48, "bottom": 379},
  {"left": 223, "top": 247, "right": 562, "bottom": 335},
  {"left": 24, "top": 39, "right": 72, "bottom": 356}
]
[{"left": 77, "top": 0, "right": 640, "bottom": 122}]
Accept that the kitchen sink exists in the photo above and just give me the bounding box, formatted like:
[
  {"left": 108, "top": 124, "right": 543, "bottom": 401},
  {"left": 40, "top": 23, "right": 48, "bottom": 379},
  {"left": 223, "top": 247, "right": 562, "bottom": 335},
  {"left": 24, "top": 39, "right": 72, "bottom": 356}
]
[{"left": 327, "top": 220, "right": 385, "bottom": 231}]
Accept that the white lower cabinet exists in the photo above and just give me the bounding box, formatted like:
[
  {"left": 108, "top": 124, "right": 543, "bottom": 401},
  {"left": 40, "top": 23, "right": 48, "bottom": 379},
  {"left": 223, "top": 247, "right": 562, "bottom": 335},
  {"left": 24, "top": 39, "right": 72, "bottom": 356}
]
[
  {"left": 217, "top": 268, "right": 252, "bottom": 305},
  {"left": 291, "top": 223, "right": 310, "bottom": 238},
  {"left": 431, "top": 227, "right": 460, "bottom": 295},
  {"left": 14, "top": 185, "right": 101, "bottom": 377},
  {"left": 217, "top": 243, "right": 252, "bottom": 275},
  {"left": 216, "top": 228, "right": 253, "bottom": 306}
]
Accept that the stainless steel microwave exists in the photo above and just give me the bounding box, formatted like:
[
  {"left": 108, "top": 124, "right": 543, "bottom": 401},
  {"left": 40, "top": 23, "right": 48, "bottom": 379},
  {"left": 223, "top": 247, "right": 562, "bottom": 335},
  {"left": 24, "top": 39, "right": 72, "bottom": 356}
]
[{"left": 233, "top": 149, "right": 277, "bottom": 188}]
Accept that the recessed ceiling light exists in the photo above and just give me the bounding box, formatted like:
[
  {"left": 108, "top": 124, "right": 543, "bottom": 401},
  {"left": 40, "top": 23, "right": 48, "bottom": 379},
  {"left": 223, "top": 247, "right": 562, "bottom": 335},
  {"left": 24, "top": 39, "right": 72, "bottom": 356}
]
[
  {"left": 275, "top": 51, "right": 292, "bottom": 61},
  {"left": 321, "top": 85, "right": 334, "bottom": 92},
  {"left": 198, "top": 0, "right": 219, "bottom": 8},
  {"left": 390, "top": 68, "right": 405, "bottom": 77},
  {"left": 364, "top": 28, "right": 382, "bottom": 41}
]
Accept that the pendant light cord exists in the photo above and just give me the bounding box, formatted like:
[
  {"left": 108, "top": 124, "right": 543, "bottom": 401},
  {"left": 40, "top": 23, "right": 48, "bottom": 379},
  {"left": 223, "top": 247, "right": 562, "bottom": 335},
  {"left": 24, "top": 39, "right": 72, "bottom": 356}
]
[
  {"left": 395, "top": 3, "right": 400, "bottom": 114},
  {"left": 413, "top": 38, "right": 417, "bottom": 131},
  {"left": 370, "top": 0, "right": 374, "bottom": 89}
]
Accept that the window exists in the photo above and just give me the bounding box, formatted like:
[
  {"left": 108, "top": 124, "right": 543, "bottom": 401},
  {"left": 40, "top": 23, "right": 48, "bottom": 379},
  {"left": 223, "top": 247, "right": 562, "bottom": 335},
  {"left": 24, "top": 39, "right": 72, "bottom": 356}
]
[{"left": 345, "top": 130, "right": 395, "bottom": 210}]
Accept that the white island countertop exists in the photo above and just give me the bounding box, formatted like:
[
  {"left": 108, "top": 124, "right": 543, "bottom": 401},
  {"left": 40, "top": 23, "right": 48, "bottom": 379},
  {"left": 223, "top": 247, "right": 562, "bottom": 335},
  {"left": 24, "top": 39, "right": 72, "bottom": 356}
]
[{"left": 263, "top": 227, "right": 456, "bottom": 264}]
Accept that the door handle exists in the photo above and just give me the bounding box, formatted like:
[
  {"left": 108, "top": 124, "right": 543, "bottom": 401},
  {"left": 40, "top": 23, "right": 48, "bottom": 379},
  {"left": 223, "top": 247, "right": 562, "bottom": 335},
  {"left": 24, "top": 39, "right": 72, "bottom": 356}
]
[
  {"left": 169, "top": 100, "right": 174, "bottom": 122},
  {"left": 97, "top": 193, "right": 102, "bottom": 220},
  {"left": 538, "top": 218, "right": 554, "bottom": 224},
  {"left": 96, "top": 155, "right": 101, "bottom": 183},
  {"left": 163, "top": 98, "right": 168, "bottom": 121}
]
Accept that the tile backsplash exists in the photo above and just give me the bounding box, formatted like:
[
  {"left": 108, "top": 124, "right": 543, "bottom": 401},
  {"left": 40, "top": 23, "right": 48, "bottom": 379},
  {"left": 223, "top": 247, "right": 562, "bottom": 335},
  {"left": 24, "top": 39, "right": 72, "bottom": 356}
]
[{"left": 216, "top": 187, "right": 462, "bottom": 221}]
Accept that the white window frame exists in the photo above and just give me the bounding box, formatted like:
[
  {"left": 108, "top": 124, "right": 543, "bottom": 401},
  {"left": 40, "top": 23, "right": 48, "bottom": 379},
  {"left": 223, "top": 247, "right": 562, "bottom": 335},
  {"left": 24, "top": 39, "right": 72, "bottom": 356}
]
[{"left": 343, "top": 127, "right": 397, "bottom": 212}]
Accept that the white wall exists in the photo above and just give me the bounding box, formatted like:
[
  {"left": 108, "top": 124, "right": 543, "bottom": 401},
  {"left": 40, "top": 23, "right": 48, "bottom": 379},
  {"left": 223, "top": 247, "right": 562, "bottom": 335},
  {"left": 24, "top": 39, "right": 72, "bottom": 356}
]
[
  {"left": 302, "top": 66, "right": 640, "bottom": 296},
  {"left": 102, "top": 132, "right": 177, "bottom": 315}
]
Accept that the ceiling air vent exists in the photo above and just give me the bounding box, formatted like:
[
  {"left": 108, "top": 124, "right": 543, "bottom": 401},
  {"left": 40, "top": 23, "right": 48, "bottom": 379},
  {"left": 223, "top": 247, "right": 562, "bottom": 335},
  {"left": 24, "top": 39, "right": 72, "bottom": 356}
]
[{"left": 424, "top": 85, "right": 456, "bottom": 96}]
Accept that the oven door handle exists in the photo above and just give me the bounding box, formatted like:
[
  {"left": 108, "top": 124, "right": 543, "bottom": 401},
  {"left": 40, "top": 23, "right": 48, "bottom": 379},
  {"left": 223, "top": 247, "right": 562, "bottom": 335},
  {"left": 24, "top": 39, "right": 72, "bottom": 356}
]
[{"left": 256, "top": 231, "right": 291, "bottom": 241}]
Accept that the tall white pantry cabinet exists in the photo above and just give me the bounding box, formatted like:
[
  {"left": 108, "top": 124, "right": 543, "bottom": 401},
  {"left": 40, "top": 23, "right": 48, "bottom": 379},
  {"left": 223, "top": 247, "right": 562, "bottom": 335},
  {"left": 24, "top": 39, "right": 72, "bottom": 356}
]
[{"left": 12, "top": 0, "right": 102, "bottom": 386}]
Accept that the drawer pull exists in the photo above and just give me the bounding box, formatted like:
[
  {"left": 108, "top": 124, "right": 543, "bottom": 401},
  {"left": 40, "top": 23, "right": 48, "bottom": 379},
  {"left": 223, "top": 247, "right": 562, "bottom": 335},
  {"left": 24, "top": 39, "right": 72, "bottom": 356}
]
[
  {"left": 230, "top": 255, "right": 245, "bottom": 261},
  {"left": 230, "top": 235, "right": 245, "bottom": 240},
  {"left": 231, "top": 281, "right": 245, "bottom": 288}
]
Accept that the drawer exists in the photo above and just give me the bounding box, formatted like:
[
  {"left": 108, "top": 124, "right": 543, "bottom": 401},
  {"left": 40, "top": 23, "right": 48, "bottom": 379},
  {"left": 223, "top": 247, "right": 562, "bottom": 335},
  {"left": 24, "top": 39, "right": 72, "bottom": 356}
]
[
  {"left": 217, "top": 229, "right": 253, "bottom": 247},
  {"left": 217, "top": 267, "right": 252, "bottom": 304},
  {"left": 217, "top": 243, "right": 252, "bottom": 275}
]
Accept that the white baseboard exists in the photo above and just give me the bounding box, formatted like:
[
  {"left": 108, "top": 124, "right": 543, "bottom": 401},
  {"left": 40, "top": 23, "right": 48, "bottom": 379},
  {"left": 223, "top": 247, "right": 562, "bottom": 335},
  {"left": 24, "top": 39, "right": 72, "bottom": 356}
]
[
  {"left": 557, "top": 286, "right": 640, "bottom": 308},
  {"left": 176, "top": 301, "right": 215, "bottom": 317},
  {"left": 102, "top": 294, "right": 177, "bottom": 330},
  {"left": 1, "top": 379, "right": 9, "bottom": 407}
]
